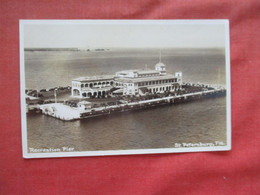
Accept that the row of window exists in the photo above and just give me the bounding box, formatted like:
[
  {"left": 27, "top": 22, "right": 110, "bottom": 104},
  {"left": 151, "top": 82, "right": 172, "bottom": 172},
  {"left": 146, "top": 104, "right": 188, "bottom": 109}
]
[
  {"left": 72, "top": 78, "right": 178, "bottom": 89},
  {"left": 138, "top": 73, "right": 159, "bottom": 78},
  {"left": 138, "top": 79, "right": 177, "bottom": 86},
  {"left": 115, "top": 78, "right": 178, "bottom": 87},
  {"left": 126, "top": 86, "right": 179, "bottom": 95},
  {"left": 75, "top": 81, "right": 114, "bottom": 88},
  {"left": 151, "top": 85, "right": 179, "bottom": 92},
  {"left": 115, "top": 82, "right": 123, "bottom": 86}
]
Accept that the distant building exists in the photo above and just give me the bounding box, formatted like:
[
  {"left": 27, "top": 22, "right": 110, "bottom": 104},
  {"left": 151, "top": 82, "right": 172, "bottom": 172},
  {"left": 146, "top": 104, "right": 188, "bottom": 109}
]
[{"left": 71, "top": 60, "right": 182, "bottom": 98}]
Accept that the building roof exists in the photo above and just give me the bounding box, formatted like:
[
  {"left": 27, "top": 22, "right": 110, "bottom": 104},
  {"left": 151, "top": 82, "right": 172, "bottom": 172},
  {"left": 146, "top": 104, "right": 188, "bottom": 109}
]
[
  {"left": 73, "top": 75, "right": 114, "bottom": 82},
  {"left": 116, "top": 69, "right": 160, "bottom": 75},
  {"left": 137, "top": 70, "right": 160, "bottom": 75},
  {"left": 116, "top": 69, "right": 138, "bottom": 74},
  {"left": 115, "top": 74, "right": 176, "bottom": 83},
  {"left": 155, "top": 62, "right": 166, "bottom": 67}
]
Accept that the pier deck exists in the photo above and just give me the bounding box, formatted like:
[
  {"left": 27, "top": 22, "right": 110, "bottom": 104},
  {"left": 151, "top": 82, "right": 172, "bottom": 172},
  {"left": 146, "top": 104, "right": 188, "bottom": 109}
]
[{"left": 29, "top": 87, "right": 226, "bottom": 121}]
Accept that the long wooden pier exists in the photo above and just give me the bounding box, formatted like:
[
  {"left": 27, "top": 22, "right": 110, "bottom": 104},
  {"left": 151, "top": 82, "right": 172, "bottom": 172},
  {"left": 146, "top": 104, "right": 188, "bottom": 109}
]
[{"left": 28, "top": 87, "right": 226, "bottom": 121}]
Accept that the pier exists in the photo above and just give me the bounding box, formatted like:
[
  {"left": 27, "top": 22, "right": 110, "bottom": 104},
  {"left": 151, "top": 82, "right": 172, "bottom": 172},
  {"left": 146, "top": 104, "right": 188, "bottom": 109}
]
[{"left": 27, "top": 85, "right": 226, "bottom": 121}]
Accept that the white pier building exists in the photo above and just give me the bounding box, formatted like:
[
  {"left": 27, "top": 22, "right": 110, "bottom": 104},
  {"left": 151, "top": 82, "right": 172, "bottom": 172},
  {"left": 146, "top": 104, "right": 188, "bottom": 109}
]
[
  {"left": 72, "top": 75, "right": 114, "bottom": 98},
  {"left": 71, "top": 60, "right": 182, "bottom": 98}
]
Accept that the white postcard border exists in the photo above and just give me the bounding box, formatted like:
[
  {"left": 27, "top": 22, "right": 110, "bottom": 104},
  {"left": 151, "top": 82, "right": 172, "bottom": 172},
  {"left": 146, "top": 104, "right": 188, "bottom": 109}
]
[{"left": 20, "top": 19, "right": 231, "bottom": 158}]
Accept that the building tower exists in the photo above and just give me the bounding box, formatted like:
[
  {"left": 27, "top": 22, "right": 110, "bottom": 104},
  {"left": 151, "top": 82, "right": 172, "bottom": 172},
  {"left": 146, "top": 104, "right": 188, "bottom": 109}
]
[
  {"left": 175, "top": 71, "right": 182, "bottom": 84},
  {"left": 155, "top": 50, "right": 166, "bottom": 75}
]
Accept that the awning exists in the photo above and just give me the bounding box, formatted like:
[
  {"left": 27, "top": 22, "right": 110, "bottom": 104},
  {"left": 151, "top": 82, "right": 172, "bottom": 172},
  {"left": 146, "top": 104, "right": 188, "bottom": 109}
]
[{"left": 113, "top": 89, "right": 123, "bottom": 94}]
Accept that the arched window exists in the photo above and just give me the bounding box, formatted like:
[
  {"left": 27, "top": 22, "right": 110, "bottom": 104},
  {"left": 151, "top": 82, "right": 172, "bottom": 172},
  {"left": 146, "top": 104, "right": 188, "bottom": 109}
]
[{"left": 73, "top": 89, "right": 80, "bottom": 96}]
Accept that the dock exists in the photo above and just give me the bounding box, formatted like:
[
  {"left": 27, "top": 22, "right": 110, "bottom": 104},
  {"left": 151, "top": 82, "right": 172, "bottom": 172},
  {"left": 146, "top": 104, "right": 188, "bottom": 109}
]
[{"left": 27, "top": 86, "right": 226, "bottom": 121}]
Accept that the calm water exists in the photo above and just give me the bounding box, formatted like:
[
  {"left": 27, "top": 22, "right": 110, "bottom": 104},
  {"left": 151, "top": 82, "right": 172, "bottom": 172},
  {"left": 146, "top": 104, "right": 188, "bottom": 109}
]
[{"left": 25, "top": 48, "right": 227, "bottom": 152}]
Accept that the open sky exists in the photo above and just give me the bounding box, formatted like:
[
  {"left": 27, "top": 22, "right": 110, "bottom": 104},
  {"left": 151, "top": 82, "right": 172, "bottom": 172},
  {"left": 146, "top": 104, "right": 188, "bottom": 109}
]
[{"left": 22, "top": 20, "right": 228, "bottom": 49}]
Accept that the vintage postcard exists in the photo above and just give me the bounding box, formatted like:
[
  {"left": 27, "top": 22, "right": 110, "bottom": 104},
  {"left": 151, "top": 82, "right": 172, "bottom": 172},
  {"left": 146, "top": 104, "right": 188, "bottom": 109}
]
[{"left": 20, "top": 20, "right": 231, "bottom": 158}]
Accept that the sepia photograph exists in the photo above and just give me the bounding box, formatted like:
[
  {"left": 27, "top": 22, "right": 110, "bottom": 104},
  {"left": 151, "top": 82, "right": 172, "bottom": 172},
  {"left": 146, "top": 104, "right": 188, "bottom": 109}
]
[{"left": 20, "top": 20, "right": 231, "bottom": 158}]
